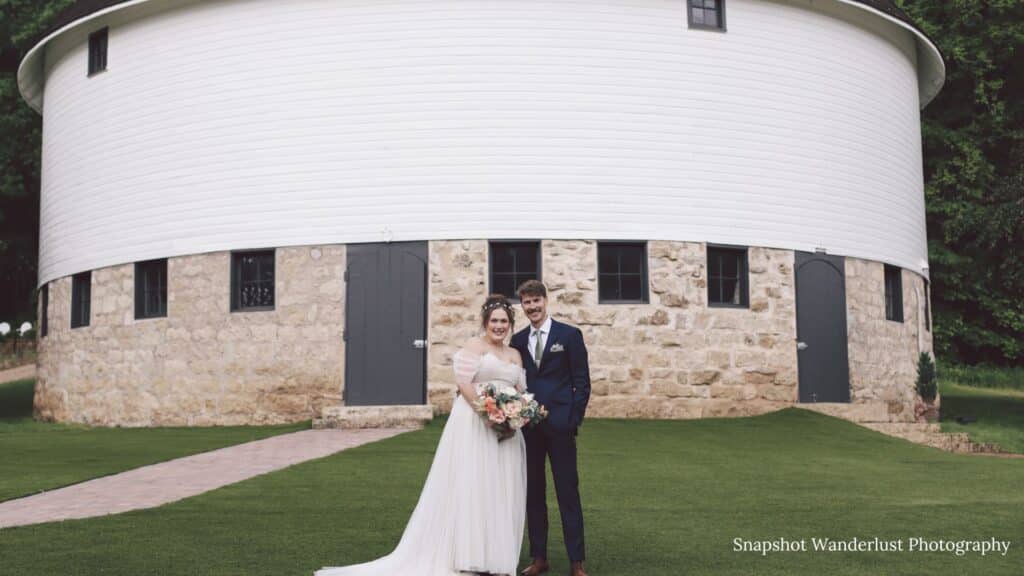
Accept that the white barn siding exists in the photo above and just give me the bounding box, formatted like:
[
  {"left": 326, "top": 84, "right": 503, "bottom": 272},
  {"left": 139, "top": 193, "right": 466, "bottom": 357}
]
[{"left": 35, "top": 0, "right": 929, "bottom": 288}]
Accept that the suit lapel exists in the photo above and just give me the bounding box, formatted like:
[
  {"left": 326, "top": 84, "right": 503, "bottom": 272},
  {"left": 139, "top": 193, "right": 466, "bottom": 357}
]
[{"left": 515, "top": 329, "right": 538, "bottom": 373}]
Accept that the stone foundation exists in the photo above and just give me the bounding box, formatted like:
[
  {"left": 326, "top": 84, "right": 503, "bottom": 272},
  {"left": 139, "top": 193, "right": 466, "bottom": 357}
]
[
  {"left": 428, "top": 240, "right": 932, "bottom": 422},
  {"left": 846, "top": 258, "right": 935, "bottom": 422},
  {"left": 35, "top": 240, "right": 933, "bottom": 426},
  {"left": 35, "top": 246, "right": 346, "bottom": 426}
]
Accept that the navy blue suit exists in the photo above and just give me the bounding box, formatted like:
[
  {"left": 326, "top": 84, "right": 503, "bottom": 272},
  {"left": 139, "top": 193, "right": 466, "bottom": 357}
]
[{"left": 511, "top": 318, "right": 590, "bottom": 563}]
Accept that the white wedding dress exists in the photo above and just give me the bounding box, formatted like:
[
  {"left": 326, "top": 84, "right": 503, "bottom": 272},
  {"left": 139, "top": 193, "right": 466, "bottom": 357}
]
[{"left": 315, "top": 350, "right": 527, "bottom": 575}]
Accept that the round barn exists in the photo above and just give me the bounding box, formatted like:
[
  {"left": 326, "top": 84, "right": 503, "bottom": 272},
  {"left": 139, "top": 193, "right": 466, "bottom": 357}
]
[{"left": 18, "top": 0, "right": 944, "bottom": 427}]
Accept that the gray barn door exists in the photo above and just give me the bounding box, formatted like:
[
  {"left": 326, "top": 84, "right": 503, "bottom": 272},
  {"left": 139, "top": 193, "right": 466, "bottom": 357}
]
[
  {"left": 345, "top": 242, "right": 427, "bottom": 406},
  {"left": 795, "top": 251, "right": 850, "bottom": 403}
]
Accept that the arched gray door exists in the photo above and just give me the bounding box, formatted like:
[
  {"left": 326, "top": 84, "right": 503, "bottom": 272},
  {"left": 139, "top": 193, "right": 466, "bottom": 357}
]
[
  {"left": 795, "top": 251, "right": 850, "bottom": 403},
  {"left": 344, "top": 242, "right": 428, "bottom": 405}
]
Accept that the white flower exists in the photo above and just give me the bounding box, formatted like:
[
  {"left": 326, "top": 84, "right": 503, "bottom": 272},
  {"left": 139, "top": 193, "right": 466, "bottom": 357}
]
[
  {"left": 500, "top": 386, "right": 518, "bottom": 397},
  {"left": 18, "top": 322, "right": 32, "bottom": 336},
  {"left": 522, "top": 393, "right": 534, "bottom": 402},
  {"left": 0, "top": 323, "right": 9, "bottom": 336}
]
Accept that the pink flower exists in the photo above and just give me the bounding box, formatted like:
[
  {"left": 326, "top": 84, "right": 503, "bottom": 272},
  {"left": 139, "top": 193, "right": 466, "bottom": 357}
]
[{"left": 503, "top": 401, "right": 522, "bottom": 418}]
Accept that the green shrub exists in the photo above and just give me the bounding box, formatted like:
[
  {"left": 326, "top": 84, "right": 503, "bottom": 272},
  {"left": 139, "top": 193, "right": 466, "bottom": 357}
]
[{"left": 916, "top": 352, "right": 937, "bottom": 402}]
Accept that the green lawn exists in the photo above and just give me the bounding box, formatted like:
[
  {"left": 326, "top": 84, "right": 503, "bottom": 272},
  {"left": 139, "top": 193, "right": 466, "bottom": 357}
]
[
  {"left": 0, "top": 379, "right": 309, "bottom": 503},
  {"left": 0, "top": 408, "right": 1020, "bottom": 576},
  {"left": 939, "top": 380, "right": 1024, "bottom": 454}
]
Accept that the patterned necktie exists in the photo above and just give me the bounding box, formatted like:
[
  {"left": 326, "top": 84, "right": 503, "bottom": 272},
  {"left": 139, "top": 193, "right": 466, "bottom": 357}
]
[{"left": 534, "top": 329, "right": 544, "bottom": 364}]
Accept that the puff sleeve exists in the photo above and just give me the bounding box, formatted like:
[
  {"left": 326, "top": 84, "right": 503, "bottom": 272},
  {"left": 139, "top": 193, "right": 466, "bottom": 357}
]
[{"left": 452, "top": 349, "right": 483, "bottom": 393}]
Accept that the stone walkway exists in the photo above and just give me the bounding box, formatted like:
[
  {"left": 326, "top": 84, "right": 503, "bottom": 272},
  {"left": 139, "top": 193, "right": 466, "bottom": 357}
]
[
  {"left": 0, "top": 363, "right": 35, "bottom": 384},
  {"left": 0, "top": 427, "right": 415, "bottom": 530}
]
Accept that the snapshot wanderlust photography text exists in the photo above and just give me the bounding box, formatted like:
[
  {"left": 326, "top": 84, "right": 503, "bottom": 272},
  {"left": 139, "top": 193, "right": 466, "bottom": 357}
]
[{"left": 733, "top": 536, "right": 1013, "bottom": 557}]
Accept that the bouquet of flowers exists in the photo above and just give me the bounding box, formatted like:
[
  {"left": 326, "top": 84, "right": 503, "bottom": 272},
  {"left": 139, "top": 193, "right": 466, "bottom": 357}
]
[{"left": 474, "top": 383, "right": 548, "bottom": 441}]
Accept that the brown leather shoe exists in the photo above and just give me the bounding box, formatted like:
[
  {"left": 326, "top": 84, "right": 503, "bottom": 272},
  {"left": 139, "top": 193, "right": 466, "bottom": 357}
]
[
  {"left": 520, "top": 558, "right": 550, "bottom": 576},
  {"left": 568, "top": 561, "right": 588, "bottom": 576}
]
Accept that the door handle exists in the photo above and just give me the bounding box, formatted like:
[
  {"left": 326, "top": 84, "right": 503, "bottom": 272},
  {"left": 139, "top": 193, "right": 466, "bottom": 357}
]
[
  {"left": 797, "top": 341, "right": 808, "bottom": 350},
  {"left": 413, "top": 339, "right": 427, "bottom": 349}
]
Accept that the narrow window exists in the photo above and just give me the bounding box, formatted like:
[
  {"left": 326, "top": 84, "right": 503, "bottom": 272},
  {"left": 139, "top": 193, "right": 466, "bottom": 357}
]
[
  {"left": 708, "top": 245, "right": 748, "bottom": 307},
  {"left": 231, "top": 250, "right": 276, "bottom": 311},
  {"left": 88, "top": 28, "right": 108, "bottom": 75},
  {"left": 924, "top": 279, "right": 931, "bottom": 331},
  {"left": 598, "top": 242, "right": 649, "bottom": 303},
  {"left": 490, "top": 242, "right": 541, "bottom": 300},
  {"left": 688, "top": 0, "right": 726, "bottom": 31},
  {"left": 884, "top": 264, "right": 903, "bottom": 322},
  {"left": 71, "top": 271, "right": 91, "bottom": 328},
  {"left": 40, "top": 284, "right": 49, "bottom": 337},
  {"left": 135, "top": 259, "right": 168, "bottom": 319}
]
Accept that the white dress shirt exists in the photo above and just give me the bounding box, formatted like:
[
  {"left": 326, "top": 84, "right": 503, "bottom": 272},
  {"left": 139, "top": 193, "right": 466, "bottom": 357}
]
[{"left": 529, "top": 315, "right": 552, "bottom": 364}]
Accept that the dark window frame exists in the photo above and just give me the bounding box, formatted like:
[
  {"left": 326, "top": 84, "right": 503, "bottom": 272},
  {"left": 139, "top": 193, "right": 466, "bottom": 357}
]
[
  {"left": 489, "top": 241, "right": 542, "bottom": 302},
  {"left": 687, "top": 0, "right": 727, "bottom": 32},
  {"left": 597, "top": 241, "right": 650, "bottom": 305},
  {"left": 231, "top": 249, "right": 276, "bottom": 312},
  {"left": 707, "top": 244, "right": 749, "bottom": 308},
  {"left": 135, "top": 259, "right": 168, "bottom": 320},
  {"left": 924, "top": 278, "right": 931, "bottom": 332},
  {"left": 71, "top": 271, "right": 91, "bottom": 329},
  {"left": 884, "top": 264, "right": 904, "bottom": 322},
  {"left": 40, "top": 284, "right": 49, "bottom": 337},
  {"left": 88, "top": 27, "right": 108, "bottom": 76}
]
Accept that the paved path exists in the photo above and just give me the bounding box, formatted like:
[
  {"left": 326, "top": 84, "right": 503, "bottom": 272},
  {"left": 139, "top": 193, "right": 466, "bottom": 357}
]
[
  {"left": 0, "top": 427, "right": 414, "bottom": 529},
  {"left": 0, "top": 363, "right": 34, "bottom": 384}
]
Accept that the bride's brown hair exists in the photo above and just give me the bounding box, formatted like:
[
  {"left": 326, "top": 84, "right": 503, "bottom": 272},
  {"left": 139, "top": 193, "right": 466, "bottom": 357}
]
[{"left": 481, "top": 294, "right": 516, "bottom": 332}]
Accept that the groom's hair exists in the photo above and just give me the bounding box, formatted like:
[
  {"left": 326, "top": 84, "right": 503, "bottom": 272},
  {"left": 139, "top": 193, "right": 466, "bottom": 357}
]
[{"left": 516, "top": 279, "right": 547, "bottom": 299}]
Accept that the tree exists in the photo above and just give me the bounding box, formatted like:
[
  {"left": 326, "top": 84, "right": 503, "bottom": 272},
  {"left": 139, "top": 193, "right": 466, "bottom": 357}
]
[
  {"left": 0, "top": 1, "right": 74, "bottom": 323},
  {"left": 897, "top": 0, "right": 1024, "bottom": 365}
]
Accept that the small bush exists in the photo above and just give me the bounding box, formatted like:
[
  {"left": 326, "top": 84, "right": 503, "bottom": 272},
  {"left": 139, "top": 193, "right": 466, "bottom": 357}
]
[{"left": 916, "top": 352, "right": 937, "bottom": 402}]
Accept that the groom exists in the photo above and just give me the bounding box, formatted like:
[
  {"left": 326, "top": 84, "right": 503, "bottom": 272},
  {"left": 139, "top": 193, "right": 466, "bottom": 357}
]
[{"left": 511, "top": 280, "right": 591, "bottom": 576}]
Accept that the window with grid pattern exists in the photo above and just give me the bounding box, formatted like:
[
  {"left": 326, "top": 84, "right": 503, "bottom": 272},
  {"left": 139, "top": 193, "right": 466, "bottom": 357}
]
[
  {"left": 231, "top": 250, "right": 276, "bottom": 311},
  {"left": 71, "top": 271, "right": 91, "bottom": 328},
  {"left": 135, "top": 259, "right": 167, "bottom": 319},
  {"left": 88, "top": 28, "right": 108, "bottom": 75},
  {"left": 884, "top": 264, "right": 903, "bottom": 322},
  {"left": 598, "top": 242, "right": 648, "bottom": 303},
  {"left": 708, "top": 246, "right": 748, "bottom": 307},
  {"left": 688, "top": 0, "right": 725, "bottom": 30},
  {"left": 490, "top": 242, "right": 541, "bottom": 300}
]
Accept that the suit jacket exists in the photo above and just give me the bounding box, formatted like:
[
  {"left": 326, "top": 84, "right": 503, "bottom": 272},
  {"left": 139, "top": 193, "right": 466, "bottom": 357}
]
[{"left": 511, "top": 318, "right": 591, "bottom": 432}]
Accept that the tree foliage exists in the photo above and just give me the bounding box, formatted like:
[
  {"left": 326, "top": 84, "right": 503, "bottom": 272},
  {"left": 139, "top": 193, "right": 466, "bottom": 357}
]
[
  {"left": 898, "top": 0, "right": 1023, "bottom": 365},
  {"left": 0, "top": 0, "right": 74, "bottom": 324}
]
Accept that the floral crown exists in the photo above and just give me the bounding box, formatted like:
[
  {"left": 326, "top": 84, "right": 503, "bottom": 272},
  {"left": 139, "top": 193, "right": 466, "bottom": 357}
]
[{"left": 482, "top": 300, "right": 515, "bottom": 317}]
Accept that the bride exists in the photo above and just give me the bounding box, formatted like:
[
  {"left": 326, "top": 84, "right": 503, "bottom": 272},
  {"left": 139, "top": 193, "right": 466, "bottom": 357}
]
[{"left": 315, "top": 295, "right": 528, "bottom": 576}]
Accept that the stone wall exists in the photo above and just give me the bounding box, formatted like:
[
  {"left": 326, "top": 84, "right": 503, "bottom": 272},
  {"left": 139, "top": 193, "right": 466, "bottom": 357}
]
[
  {"left": 35, "top": 246, "right": 345, "bottom": 426},
  {"left": 427, "top": 240, "right": 491, "bottom": 412},
  {"left": 844, "top": 257, "right": 934, "bottom": 422},
  {"left": 427, "top": 240, "right": 933, "bottom": 423},
  {"left": 428, "top": 239, "right": 799, "bottom": 419},
  {"left": 34, "top": 239, "right": 933, "bottom": 426}
]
